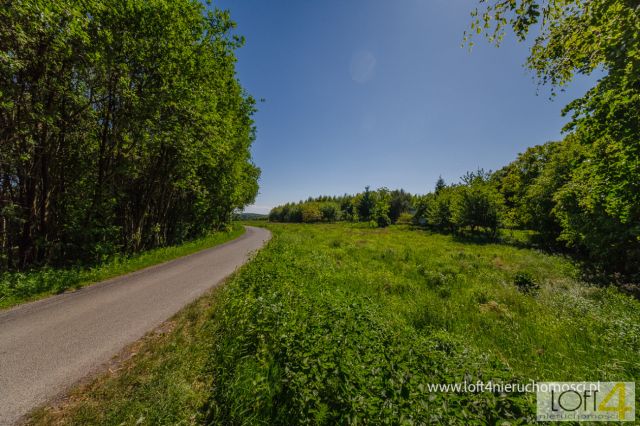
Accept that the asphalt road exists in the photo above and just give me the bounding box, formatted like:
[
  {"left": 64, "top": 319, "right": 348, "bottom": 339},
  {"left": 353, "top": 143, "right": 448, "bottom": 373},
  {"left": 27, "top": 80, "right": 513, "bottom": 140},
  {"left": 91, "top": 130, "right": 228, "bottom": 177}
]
[{"left": 0, "top": 226, "right": 271, "bottom": 425}]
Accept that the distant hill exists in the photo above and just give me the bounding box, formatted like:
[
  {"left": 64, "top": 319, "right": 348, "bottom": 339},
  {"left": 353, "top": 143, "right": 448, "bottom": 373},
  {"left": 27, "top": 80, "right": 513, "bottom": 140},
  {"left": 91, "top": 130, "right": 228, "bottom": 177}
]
[{"left": 235, "top": 212, "right": 268, "bottom": 221}]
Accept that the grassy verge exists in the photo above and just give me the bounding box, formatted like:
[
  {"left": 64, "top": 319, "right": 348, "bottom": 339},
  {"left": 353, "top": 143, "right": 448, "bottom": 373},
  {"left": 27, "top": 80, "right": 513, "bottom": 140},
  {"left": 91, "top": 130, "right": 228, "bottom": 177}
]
[
  {"left": 0, "top": 224, "right": 245, "bottom": 310},
  {"left": 28, "top": 283, "right": 223, "bottom": 426},
  {"left": 29, "top": 223, "right": 640, "bottom": 424}
]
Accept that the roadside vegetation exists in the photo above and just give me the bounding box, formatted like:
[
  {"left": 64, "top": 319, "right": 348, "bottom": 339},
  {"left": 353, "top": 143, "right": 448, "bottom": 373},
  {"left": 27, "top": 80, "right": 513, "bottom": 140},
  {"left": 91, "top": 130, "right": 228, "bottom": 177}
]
[
  {"left": 29, "top": 279, "right": 223, "bottom": 426},
  {"left": 0, "top": 225, "right": 244, "bottom": 309},
  {"left": 31, "top": 223, "right": 640, "bottom": 424}
]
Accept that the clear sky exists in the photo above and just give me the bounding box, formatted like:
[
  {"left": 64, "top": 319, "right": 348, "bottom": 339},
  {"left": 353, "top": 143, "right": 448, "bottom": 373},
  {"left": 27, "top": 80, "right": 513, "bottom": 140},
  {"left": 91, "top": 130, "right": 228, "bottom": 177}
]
[{"left": 213, "top": 0, "right": 597, "bottom": 214}]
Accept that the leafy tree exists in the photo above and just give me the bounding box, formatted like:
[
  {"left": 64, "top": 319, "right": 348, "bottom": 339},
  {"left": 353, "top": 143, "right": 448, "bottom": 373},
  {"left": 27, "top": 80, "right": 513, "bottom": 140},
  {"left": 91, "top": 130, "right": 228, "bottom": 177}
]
[
  {"left": 451, "top": 182, "right": 503, "bottom": 236},
  {"left": 300, "top": 203, "right": 322, "bottom": 223},
  {"left": 495, "top": 136, "right": 586, "bottom": 245},
  {"left": 412, "top": 194, "right": 433, "bottom": 226},
  {"left": 427, "top": 189, "right": 455, "bottom": 232},
  {"left": 285, "top": 205, "right": 303, "bottom": 223},
  {"left": 356, "top": 186, "right": 375, "bottom": 222},
  {"left": 389, "top": 189, "right": 412, "bottom": 224},
  {"left": 269, "top": 207, "right": 284, "bottom": 222},
  {"left": 372, "top": 188, "right": 392, "bottom": 228},
  {"left": 469, "top": 0, "right": 640, "bottom": 276},
  {"left": 0, "top": 1, "right": 259, "bottom": 269},
  {"left": 493, "top": 141, "right": 563, "bottom": 230},
  {"left": 320, "top": 203, "right": 339, "bottom": 222},
  {"left": 339, "top": 196, "right": 357, "bottom": 222}
]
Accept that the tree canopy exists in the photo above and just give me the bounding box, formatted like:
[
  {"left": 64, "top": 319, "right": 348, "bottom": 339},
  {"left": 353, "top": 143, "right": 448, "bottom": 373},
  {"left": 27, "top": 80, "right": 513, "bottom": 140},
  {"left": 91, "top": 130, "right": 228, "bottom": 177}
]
[
  {"left": 0, "top": 0, "right": 259, "bottom": 269},
  {"left": 469, "top": 0, "right": 640, "bottom": 277}
]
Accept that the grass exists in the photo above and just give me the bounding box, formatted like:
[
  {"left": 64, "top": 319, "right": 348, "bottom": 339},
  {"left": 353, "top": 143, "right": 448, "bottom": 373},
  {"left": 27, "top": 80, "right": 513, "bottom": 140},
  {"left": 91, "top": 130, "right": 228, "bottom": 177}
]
[
  {"left": 28, "top": 284, "right": 223, "bottom": 426},
  {"left": 29, "top": 223, "right": 640, "bottom": 425},
  {"left": 0, "top": 224, "right": 245, "bottom": 310}
]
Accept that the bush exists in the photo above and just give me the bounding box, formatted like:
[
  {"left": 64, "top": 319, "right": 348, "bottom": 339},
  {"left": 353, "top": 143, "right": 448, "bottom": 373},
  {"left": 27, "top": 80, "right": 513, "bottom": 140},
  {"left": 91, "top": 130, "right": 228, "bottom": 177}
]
[
  {"left": 451, "top": 183, "right": 503, "bottom": 235},
  {"left": 397, "top": 212, "right": 413, "bottom": 224},
  {"left": 300, "top": 204, "right": 322, "bottom": 223},
  {"left": 513, "top": 272, "right": 540, "bottom": 294},
  {"left": 412, "top": 194, "right": 432, "bottom": 226},
  {"left": 319, "top": 203, "right": 339, "bottom": 222},
  {"left": 427, "top": 189, "right": 454, "bottom": 231}
]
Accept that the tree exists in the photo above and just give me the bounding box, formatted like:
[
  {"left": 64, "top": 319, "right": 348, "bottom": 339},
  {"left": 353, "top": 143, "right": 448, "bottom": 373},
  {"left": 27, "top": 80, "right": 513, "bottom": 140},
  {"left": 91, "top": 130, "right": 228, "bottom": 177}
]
[
  {"left": 372, "top": 188, "right": 391, "bottom": 228},
  {"left": 434, "top": 176, "right": 446, "bottom": 194},
  {"left": 427, "top": 188, "right": 455, "bottom": 232},
  {"left": 389, "top": 189, "right": 412, "bottom": 224},
  {"left": 451, "top": 184, "right": 503, "bottom": 236},
  {"left": 469, "top": 0, "right": 640, "bottom": 276},
  {"left": 493, "top": 141, "right": 563, "bottom": 231},
  {"left": 269, "top": 207, "right": 284, "bottom": 222},
  {"left": 356, "top": 186, "right": 375, "bottom": 222},
  {"left": 412, "top": 194, "right": 433, "bottom": 226},
  {"left": 320, "top": 203, "right": 339, "bottom": 222},
  {"left": 339, "top": 196, "right": 357, "bottom": 222},
  {"left": 300, "top": 203, "right": 322, "bottom": 223},
  {"left": 0, "top": 0, "right": 259, "bottom": 269}
]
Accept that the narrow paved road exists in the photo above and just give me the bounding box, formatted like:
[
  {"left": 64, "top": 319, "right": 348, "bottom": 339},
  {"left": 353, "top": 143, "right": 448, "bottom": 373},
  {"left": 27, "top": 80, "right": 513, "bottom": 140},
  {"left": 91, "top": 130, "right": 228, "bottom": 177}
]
[{"left": 0, "top": 226, "right": 271, "bottom": 425}]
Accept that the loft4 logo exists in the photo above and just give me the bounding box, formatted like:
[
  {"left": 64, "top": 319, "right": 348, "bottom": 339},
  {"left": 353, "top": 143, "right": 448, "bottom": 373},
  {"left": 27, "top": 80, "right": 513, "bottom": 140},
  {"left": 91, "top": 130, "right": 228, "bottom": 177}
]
[
  {"left": 537, "top": 382, "right": 636, "bottom": 422},
  {"left": 597, "top": 383, "right": 633, "bottom": 420}
]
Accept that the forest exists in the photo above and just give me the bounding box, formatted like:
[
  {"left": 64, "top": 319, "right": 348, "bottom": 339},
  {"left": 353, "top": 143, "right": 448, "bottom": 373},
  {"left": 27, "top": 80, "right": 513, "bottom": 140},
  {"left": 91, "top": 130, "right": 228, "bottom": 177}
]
[{"left": 0, "top": 0, "right": 259, "bottom": 271}]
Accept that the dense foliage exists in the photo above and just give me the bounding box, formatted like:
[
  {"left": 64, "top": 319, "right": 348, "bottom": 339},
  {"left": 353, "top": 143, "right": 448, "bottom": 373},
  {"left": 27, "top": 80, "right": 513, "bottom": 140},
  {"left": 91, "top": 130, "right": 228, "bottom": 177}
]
[
  {"left": 269, "top": 189, "right": 415, "bottom": 228},
  {"left": 0, "top": 0, "right": 259, "bottom": 270},
  {"left": 270, "top": 174, "right": 505, "bottom": 238},
  {"left": 202, "top": 224, "right": 639, "bottom": 424},
  {"left": 469, "top": 0, "right": 640, "bottom": 277}
]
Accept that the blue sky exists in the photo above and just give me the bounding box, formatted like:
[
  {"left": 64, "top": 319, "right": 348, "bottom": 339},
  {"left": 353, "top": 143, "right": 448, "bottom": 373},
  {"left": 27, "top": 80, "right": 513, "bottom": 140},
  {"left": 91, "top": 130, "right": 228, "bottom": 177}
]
[{"left": 214, "top": 0, "right": 597, "bottom": 214}]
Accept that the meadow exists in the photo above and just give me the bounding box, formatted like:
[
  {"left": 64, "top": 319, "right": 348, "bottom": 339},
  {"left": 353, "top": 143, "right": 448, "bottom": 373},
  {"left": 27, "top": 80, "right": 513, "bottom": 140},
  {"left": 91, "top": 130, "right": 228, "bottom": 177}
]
[{"left": 30, "top": 222, "right": 639, "bottom": 424}]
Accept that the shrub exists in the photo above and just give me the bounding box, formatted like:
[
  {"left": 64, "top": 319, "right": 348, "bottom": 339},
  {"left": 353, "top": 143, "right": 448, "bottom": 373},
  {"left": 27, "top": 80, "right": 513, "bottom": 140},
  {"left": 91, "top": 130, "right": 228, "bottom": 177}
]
[
  {"left": 300, "top": 203, "right": 322, "bottom": 223},
  {"left": 397, "top": 212, "right": 413, "bottom": 225},
  {"left": 451, "top": 184, "right": 503, "bottom": 235},
  {"left": 513, "top": 272, "right": 540, "bottom": 294},
  {"left": 427, "top": 189, "right": 454, "bottom": 231},
  {"left": 319, "top": 203, "right": 339, "bottom": 222}
]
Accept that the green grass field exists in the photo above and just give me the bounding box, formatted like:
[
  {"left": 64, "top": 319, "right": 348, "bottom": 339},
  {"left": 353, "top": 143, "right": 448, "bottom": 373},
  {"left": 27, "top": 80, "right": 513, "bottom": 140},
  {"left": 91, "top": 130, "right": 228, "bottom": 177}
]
[
  {"left": 30, "top": 223, "right": 640, "bottom": 425},
  {"left": 0, "top": 225, "right": 244, "bottom": 310}
]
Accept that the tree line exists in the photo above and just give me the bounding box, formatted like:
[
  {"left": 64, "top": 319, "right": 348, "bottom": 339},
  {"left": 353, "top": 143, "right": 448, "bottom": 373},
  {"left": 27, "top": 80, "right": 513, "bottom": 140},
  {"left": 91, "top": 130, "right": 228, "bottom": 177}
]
[
  {"left": 0, "top": 0, "right": 259, "bottom": 270},
  {"left": 272, "top": 0, "right": 640, "bottom": 281},
  {"left": 270, "top": 133, "right": 638, "bottom": 280},
  {"left": 269, "top": 178, "right": 502, "bottom": 235},
  {"left": 469, "top": 1, "right": 639, "bottom": 280},
  {"left": 269, "top": 188, "right": 411, "bottom": 228}
]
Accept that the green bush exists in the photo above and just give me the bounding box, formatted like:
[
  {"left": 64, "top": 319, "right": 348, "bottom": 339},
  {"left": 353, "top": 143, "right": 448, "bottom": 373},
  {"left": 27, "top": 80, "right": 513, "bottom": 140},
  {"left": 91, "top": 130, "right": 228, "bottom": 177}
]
[
  {"left": 513, "top": 272, "right": 540, "bottom": 294},
  {"left": 319, "top": 203, "right": 339, "bottom": 222},
  {"left": 300, "top": 203, "right": 322, "bottom": 223},
  {"left": 450, "top": 178, "right": 503, "bottom": 236},
  {"left": 427, "top": 189, "right": 454, "bottom": 231}
]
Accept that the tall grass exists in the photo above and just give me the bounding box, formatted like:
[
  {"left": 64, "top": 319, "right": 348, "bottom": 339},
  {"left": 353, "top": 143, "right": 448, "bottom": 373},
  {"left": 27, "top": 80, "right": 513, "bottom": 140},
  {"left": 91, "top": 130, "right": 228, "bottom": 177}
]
[
  {"left": 205, "top": 223, "right": 640, "bottom": 424},
  {"left": 28, "top": 223, "right": 640, "bottom": 424}
]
